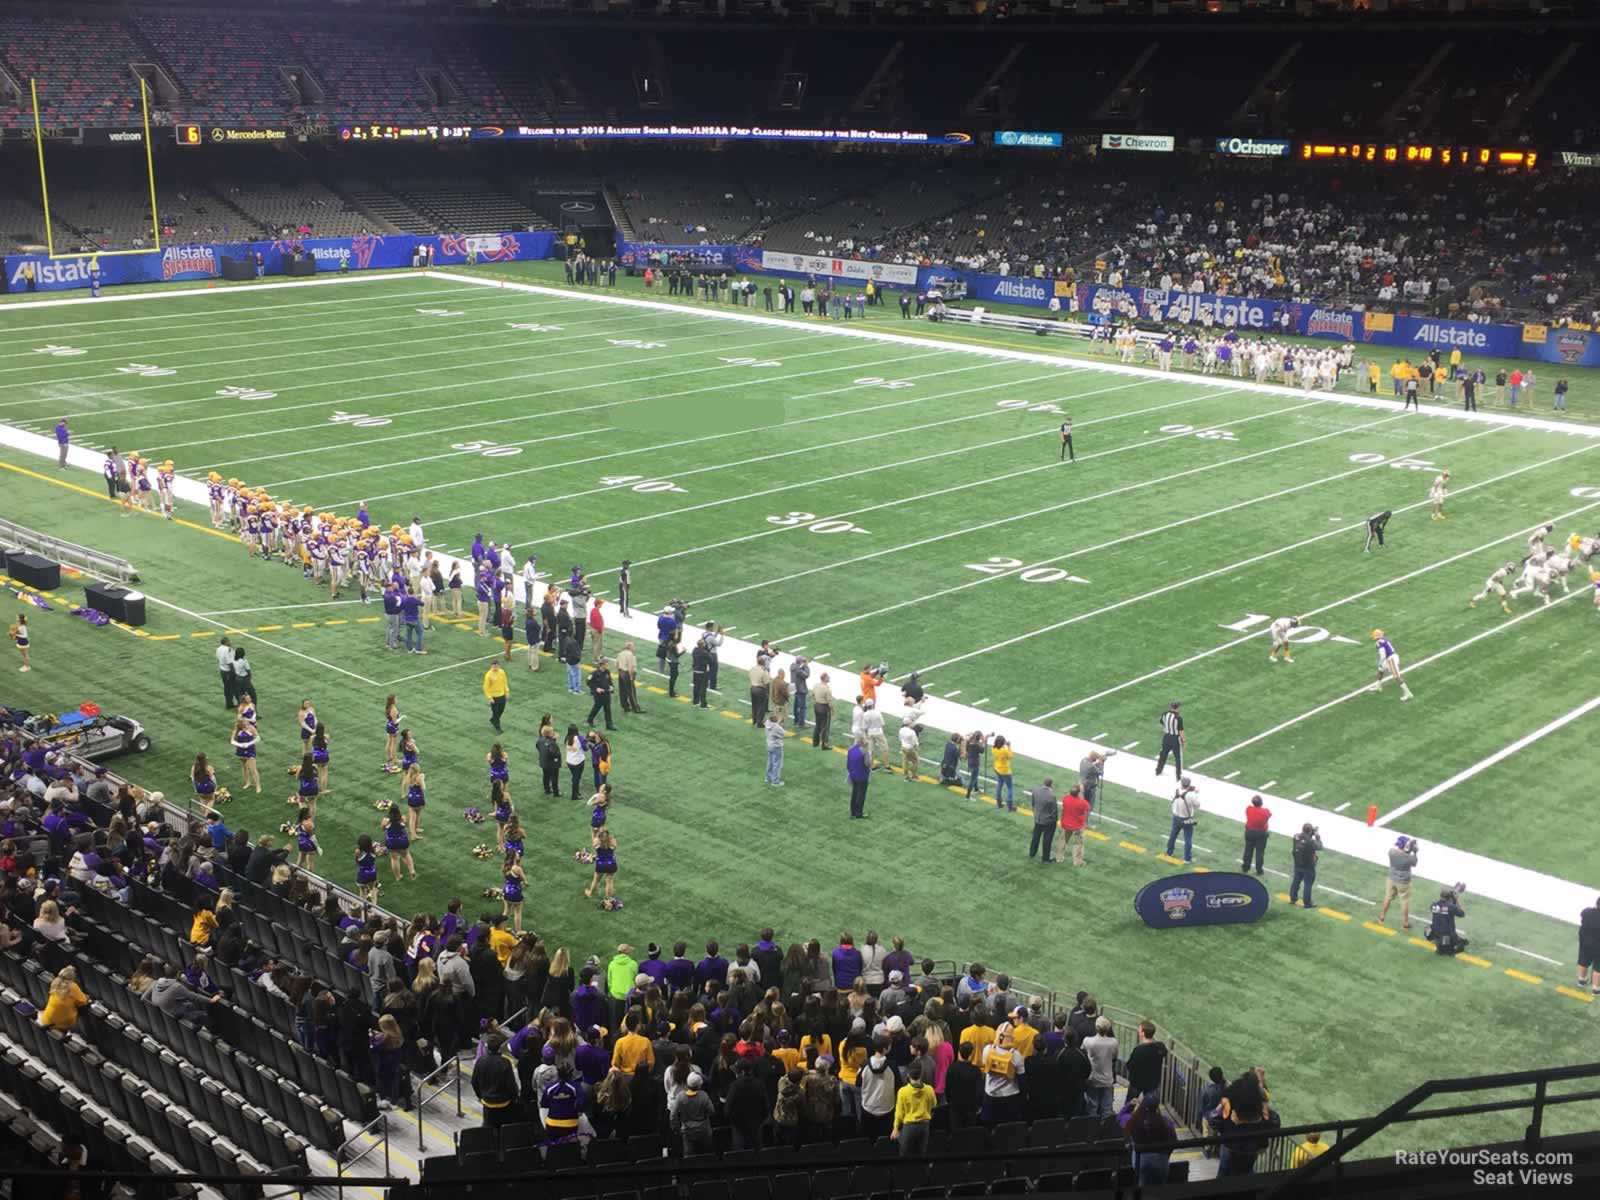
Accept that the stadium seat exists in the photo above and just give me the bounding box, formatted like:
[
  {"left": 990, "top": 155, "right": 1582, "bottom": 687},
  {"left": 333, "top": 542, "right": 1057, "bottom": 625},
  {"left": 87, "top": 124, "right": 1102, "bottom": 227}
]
[
  {"left": 847, "top": 1165, "right": 892, "bottom": 1196},
  {"left": 502, "top": 1122, "right": 538, "bottom": 1155},
  {"left": 629, "top": 1132, "right": 665, "bottom": 1161},
  {"left": 1071, "top": 1169, "right": 1112, "bottom": 1191},
  {"left": 691, "top": 1181, "right": 733, "bottom": 1200},
  {"left": 771, "top": 1171, "right": 811, "bottom": 1200},
  {"left": 1034, "top": 1174, "right": 1074, "bottom": 1193},
  {"left": 457, "top": 1124, "right": 499, "bottom": 1160},
  {"left": 1027, "top": 1118, "right": 1066, "bottom": 1148},
  {"left": 588, "top": 1138, "right": 627, "bottom": 1167},
  {"left": 948, "top": 1127, "right": 988, "bottom": 1157},
  {"left": 1062, "top": 1117, "right": 1101, "bottom": 1145},
  {"left": 990, "top": 1122, "right": 1029, "bottom": 1152},
  {"left": 546, "top": 1139, "right": 585, "bottom": 1170},
  {"left": 990, "top": 1179, "right": 1031, "bottom": 1195},
  {"left": 810, "top": 1168, "right": 852, "bottom": 1200}
]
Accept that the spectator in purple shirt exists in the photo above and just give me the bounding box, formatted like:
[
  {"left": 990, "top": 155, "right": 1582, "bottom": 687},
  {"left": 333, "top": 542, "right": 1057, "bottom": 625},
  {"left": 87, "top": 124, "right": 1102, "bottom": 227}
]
[
  {"left": 847, "top": 737, "right": 870, "bottom": 818},
  {"left": 55, "top": 419, "right": 69, "bottom": 468},
  {"left": 664, "top": 942, "right": 695, "bottom": 995},
  {"left": 575, "top": 1024, "right": 611, "bottom": 1084},
  {"left": 832, "top": 934, "right": 863, "bottom": 990},
  {"left": 571, "top": 966, "right": 609, "bottom": 1033},
  {"left": 881, "top": 936, "right": 913, "bottom": 983},
  {"left": 639, "top": 943, "right": 669, "bottom": 988},
  {"left": 400, "top": 592, "right": 424, "bottom": 654},
  {"left": 695, "top": 941, "right": 729, "bottom": 993}
]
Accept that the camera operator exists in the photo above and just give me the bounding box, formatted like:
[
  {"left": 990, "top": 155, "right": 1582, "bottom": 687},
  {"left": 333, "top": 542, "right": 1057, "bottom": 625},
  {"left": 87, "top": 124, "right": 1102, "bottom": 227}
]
[
  {"left": 1425, "top": 885, "right": 1469, "bottom": 956},
  {"left": 1164, "top": 778, "right": 1200, "bottom": 864},
  {"left": 1289, "top": 823, "right": 1322, "bottom": 909},
  {"left": 1378, "top": 836, "right": 1419, "bottom": 929}
]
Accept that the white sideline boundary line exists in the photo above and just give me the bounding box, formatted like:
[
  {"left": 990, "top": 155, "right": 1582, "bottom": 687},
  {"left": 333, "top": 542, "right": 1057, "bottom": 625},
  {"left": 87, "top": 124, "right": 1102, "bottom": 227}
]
[
  {"left": 1193, "top": 587, "right": 1588, "bottom": 770},
  {"left": 1376, "top": 692, "right": 1600, "bottom": 827},
  {"left": 1029, "top": 448, "right": 1600, "bottom": 719},
  {"left": 426, "top": 270, "right": 1600, "bottom": 443},
  {"left": 0, "top": 268, "right": 416, "bottom": 315},
  {"left": 2, "top": 268, "right": 1595, "bottom": 930}
]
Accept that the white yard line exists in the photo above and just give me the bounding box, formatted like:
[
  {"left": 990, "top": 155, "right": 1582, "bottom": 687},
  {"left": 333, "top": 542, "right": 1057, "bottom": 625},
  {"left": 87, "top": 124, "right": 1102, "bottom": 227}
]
[
  {"left": 0, "top": 287, "right": 571, "bottom": 389},
  {"left": 1495, "top": 943, "right": 1563, "bottom": 967},
  {"left": 0, "top": 269, "right": 420, "bottom": 321},
  {"left": 1376, "top": 692, "right": 1600, "bottom": 827},
  {"left": 1121, "top": 740, "right": 1140, "bottom": 750},
  {"left": 999, "top": 706, "right": 1017, "bottom": 715},
  {"left": 692, "top": 389, "right": 1313, "bottom": 609},
  {"left": 1029, "top": 451, "right": 1600, "bottom": 720},
  {"left": 1296, "top": 791, "right": 1316, "bottom": 802},
  {"left": 1222, "top": 771, "right": 1241, "bottom": 781},
  {"left": 896, "top": 422, "right": 1502, "bottom": 678},
  {"left": 1258, "top": 780, "right": 1278, "bottom": 791},
  {"left": 320, "top": 355, "right": 1016, "bottom": 506},
  {"left": 344, "top": 365, "right": 1075, "bottom": 513},
  {"left": 378, "top": 651, "right": 508, "bottom": 688},
  {"left": 1191, "top": 588, "right": 1587, "bottom": 770},
  {"left": 1333, "top": 802, "right": 1351, "bottom": 813},
  {"left": 141, "top": 591, "right": 381, "bottom": 687},
  {"left": 93, "top": 321, "right": 828, "bottom": 444},
  {"left": 428, "top": 377, "right": 1185, "bottom": 534},
  {"left": 428, "top": 268, "right": 1600, "bottom": 443}
]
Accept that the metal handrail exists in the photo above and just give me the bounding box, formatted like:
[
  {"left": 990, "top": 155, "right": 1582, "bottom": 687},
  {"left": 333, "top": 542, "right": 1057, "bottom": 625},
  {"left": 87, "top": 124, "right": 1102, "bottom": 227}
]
[
  {"left": 0, "top": 516, "right": 140, "bottom": 582},
  {"left": 334, "top": 1110, "right": 390, "bottom": 1200},
  {"left": 415, "top": 1054, "right": 465, "bottom": 1151}
]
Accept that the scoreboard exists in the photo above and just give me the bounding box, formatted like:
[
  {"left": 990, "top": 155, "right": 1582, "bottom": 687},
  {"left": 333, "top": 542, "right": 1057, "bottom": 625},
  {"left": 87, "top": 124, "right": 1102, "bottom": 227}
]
[{"left": 1299, "top": 143, "right": 1537, "bottom": 169}]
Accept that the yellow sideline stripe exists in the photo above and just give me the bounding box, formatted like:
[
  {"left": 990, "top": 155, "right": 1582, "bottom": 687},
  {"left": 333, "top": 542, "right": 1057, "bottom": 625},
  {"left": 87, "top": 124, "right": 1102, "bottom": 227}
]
[{"left": 0, "top": 457, "right": 235, "bottom": 541}]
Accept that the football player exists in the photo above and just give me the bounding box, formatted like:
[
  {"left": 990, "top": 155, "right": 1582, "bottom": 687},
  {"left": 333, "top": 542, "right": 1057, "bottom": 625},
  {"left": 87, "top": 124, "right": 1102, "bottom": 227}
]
[
  {"left": 1371, "top": 630, "right": 1413, "bottom": 702},
  {"left": 1468, "top": 562, "right": 1516, "bottom": 614}
]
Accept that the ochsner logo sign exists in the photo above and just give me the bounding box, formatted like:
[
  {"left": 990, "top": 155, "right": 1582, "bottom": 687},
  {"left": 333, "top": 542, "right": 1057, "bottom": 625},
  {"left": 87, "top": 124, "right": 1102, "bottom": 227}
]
[
  {"left": 1215, "top": 136, "right": 1290, "bottom": 158},
  {"left": 1101, "top": 133, "right": 1175, "bottom": 153}
]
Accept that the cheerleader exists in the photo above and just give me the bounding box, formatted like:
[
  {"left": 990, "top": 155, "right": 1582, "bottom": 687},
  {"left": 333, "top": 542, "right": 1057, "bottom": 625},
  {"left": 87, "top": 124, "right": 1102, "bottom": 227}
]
[
  {"left": 398, "top": 729, "right": 419, "bottom": 781},
  {"left": 192, "top": 752, "right": 217, "bottom": 805},
  {"left": 583, "top": 828, "right": 618, "bottom": 902},
  {"left": 231, "top": 718, "right": 261, "bottom": 793},
  {"left": 589, "top": 783, "right": 611, "bottom": 832},
  {"left": 587, "top": 730, "right": 612, "bottom": 792},
  {"left": 403, "top": 763, "right": 426, "bottom": 839},
  {"left": 384, "top": 803, "right": 415, "bottom": 882},
  {"left": 502, "top": 819, "right": 525, "bottom": 861},
  {"left": 502, "top": 850, "right": 527, "bottom": 934},
  {"left": 311, "top": 722, "right": 330, "bottom": 792},
  {"left": 295, "top": 809, "right": 318, "bottom": 870},
  {"left": 383, "top": 696, "right": 402, "bottom": 773},
  {"left": 297, "top": 700, "right": 317, "bottom": 761},
  {"left": 355, "top": 835, "right": 380, "bottom": 904},
  {"left": 7, "top": 613, "right": 29, "bottom": 673},
  {"left": 491, "top": 780, "right": 512, "bottom": 852},
  {"left": 237, "top": 691, "right": 258, "bottom": 725},
  {"left": 291, "top": 752, "right": 319, "bottom": 818},
  {"left": 487, "top": 742, "right": 510, "bottom": 788}
]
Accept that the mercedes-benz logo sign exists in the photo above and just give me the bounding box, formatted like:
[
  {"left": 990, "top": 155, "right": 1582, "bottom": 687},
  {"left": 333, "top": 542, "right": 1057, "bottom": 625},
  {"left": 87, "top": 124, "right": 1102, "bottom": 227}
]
[
  {"left": 560, "top": 201, "right": 596, "bottom": 213},
  {"left": 210, "top": 127, "right": 225, "bottom": 143}
]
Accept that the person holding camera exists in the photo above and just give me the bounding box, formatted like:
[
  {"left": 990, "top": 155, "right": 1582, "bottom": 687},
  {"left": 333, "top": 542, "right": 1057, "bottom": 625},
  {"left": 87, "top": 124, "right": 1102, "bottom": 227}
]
[
  {"left": 1425, "top": 886, "right": 1469, "bottom": 956},
  {"left": 1165, "top": 778, "right": 1200, "bottom": 864},
  {"left": 1377, "top": 836, "right": 1419, "bottom": 929},
  {"left": 1289, "top": 823, "right": 1323, "bottom": 908}
]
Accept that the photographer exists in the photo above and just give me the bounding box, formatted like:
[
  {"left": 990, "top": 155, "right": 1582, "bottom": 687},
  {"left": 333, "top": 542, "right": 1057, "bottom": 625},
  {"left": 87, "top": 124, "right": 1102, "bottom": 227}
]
[
  {"left": 1164, "top": 778, "right": 1200, "bottom": 864},
  {"left": 1289, "top": 823, "right": 1322, "bottom": 908},
  {"left": 1425, "top": 886, "right": 1469, "bottom": 956},
  {"left": 1377, "top": 836, "right": 1419, "bottom": 929}
]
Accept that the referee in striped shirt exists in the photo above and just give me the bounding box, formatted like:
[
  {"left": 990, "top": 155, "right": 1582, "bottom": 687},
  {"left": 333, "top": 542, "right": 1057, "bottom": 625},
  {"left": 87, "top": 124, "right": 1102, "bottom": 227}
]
[{"left": 1155, "top": 701, "right": 1185, "bottom": 777}]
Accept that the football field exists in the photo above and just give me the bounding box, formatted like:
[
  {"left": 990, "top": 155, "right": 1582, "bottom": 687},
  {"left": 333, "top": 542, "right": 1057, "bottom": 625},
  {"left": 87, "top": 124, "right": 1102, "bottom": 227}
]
[{"left": 1, "top": 264, "right": 1597, "bottom": 1148}]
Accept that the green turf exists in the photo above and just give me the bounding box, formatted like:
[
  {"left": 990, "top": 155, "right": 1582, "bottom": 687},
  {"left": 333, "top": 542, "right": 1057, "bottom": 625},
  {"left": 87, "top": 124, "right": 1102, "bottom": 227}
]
[{"left": 1, "top": 268, "right": 1597, "bottom": 1156}]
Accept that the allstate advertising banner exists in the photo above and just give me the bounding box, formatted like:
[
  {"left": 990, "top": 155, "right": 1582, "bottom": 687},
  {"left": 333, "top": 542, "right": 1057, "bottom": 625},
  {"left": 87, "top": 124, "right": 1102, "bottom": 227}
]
[
  {"left": 1079, "top": 283, "right": 1282, "bottom": 331},
  {"left": 1134, "top": 871, "right": 1271, "bottom": 929},
  {"left": 736, "top": 247, "right": 919, "bottom": 288},
  {"left": 615, "top": 241, "right": 738, "bottom": 270},
  {"left": 962, "top": 273, "right": 1075, "bottom": 309},
  {"left": 5, "top": 230, "right": 555, "bottom": 294}
]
